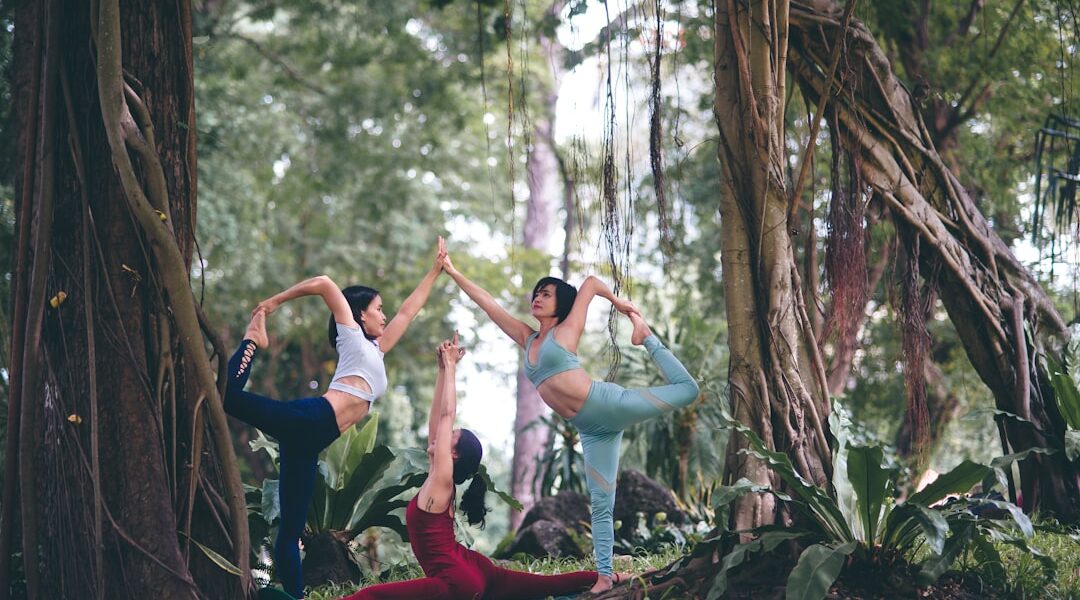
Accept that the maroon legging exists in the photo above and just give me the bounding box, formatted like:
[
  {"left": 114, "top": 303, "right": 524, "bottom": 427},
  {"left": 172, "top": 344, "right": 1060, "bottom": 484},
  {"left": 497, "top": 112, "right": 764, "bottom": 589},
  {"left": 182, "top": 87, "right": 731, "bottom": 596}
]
[{"left": 343, "top": 497, "right": 596, "bottom": 600}]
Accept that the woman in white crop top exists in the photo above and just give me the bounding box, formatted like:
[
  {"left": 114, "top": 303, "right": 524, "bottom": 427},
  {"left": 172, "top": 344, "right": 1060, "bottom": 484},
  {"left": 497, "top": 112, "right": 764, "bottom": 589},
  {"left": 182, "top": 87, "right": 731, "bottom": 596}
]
[{"left": 223, "top": 238, "right": 446, "bottom": 599}]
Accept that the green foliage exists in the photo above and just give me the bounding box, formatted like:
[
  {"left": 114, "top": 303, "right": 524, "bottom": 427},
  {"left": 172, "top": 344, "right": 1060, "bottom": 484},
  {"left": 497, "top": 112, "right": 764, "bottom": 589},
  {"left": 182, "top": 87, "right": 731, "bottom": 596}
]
[
  {"left": 711, "top": 405, "right": 1049, "bottom": 600},
  {"left": 1044, "top": 338, "right": 1080, "bottom": 431},
  {"left": 247, "top": 414, "right": 427, "bottom": 546},
  {"left": 618, "top": 298, "right": 729, "bottom": 499},
  {"left": 533, "top": 413, "right": 586, "bottom": 498},
  {"left": 613, "top": 510, "right": 702, "bottom": 557}
]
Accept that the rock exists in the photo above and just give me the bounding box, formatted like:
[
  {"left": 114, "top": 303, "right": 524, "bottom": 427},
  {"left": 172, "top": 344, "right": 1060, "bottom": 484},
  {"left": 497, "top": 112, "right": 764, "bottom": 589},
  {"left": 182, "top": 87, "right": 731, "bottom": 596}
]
[
  {"left": 518, "top": 490, "right": 591, "bottom": 534},
  {"left": 501, "top": 472, "right": 686, "bottom": 559},
  {"left": 302, "top": 531, "right": 360, "bottom": 589},
  {"left": 501, "top": 520, "right": 585, "bottom": 559},
  {"left": 613, "top": 469, "right": 685, "bottom": 537}
]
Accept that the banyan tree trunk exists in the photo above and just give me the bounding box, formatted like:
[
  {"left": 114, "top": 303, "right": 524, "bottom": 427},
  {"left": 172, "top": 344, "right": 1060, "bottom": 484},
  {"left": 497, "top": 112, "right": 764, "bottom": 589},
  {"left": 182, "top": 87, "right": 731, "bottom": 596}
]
[
  {"left": 713, "top": 0, "right": 834, "bottom": 531},
  {"left": 788, "top": 0, "right": 1079, "bottom": 520},
  {"left": 5, "top": 1, "right": 251, "bottom": 597}
]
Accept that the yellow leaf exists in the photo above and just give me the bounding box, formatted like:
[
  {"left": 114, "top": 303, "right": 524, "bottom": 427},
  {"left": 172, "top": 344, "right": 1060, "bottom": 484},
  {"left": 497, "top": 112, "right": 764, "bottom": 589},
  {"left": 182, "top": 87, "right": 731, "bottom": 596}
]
[
  {"left": 49, "top": 291, "right": 67, "bottom": 308},
  {"left": 67, "top": 414, "right": 83, "bottom": 425}
]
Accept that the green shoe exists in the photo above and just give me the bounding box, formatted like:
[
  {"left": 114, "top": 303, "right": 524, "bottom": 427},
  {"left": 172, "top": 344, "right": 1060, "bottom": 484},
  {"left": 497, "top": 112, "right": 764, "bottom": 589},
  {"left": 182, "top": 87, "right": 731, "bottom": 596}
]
[{"left": 257, "top": 587, "right": 298, "bottom": 600}]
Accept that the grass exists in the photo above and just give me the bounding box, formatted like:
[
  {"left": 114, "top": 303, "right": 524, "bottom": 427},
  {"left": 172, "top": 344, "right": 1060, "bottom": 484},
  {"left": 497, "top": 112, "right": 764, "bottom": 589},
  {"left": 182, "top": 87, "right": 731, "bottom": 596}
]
[
  {"left": 305, "top": 546, "right": 690, "bottom": 599},
  {"left": 915, "top": 519, "right": 1080, "bottom": 600},
  {"left": 297, "top": 521, "right": 1079, "bottom": 599}
]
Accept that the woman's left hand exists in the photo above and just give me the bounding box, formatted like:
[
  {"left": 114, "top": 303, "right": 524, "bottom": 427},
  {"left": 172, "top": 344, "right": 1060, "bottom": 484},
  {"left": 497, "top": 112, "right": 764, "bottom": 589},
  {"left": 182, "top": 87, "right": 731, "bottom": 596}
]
[
  {"left": 612, "top": 297, "right": 639, "bottom": 316},
  {"left": 434, "top": 236, "right": 448, "bottom": 271},
  {"left": 253, "top": 298, "right": 280, "bottom": 317}
]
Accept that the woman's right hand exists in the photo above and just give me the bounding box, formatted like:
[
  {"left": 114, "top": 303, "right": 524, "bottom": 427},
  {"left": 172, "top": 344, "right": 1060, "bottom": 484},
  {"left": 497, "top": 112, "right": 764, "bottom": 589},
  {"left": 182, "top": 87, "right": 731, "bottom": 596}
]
[{"left": 442, "top": 253, "right": 461, "bottom": 279}]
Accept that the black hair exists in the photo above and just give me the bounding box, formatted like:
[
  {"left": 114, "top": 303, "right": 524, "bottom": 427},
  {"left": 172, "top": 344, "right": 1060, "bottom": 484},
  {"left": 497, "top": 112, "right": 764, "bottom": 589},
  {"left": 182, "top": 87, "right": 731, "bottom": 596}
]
[
  {"left": 453, "top": 429, "right": 489, "bottom": 528},
  {"left": 327, "top": 285, "right": 379, "bottom": 348},
  {"left": 531, "top": 276, "right": 577, "bottom": 323}
]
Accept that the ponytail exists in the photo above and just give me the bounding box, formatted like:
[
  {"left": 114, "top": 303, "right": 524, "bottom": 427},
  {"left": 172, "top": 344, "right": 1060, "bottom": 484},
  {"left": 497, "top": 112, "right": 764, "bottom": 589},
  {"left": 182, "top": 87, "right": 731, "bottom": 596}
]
[
  {"left": 453, "top": 428, "right": 487, "bottom": 528},
  {"left": 460, "top": 475, "right": 489, "bottom": 529}
]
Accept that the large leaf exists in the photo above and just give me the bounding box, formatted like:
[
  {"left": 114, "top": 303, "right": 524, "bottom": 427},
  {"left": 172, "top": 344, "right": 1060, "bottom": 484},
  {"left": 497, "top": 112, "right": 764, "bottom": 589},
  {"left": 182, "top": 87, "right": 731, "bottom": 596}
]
[
  {"left": 985, "top": 447, "right": 1058, "bottom": 492},
  {"left": 907, "top": 460, "right": 990, "bottom": 506},
  {"left": 346, "top": 448, "right": 429, "bottom": 532},
  {"left": 180, "top": 533, "right": 243, "bottom": 577},
  {"left": 260, "top": 478, "right": 281, "bottom": 525},
  {"left": 846, "top": 445, "right": 891, "bottom": 544},
  {"left": 713, "top": 478, "right": 793, "bottom": 508},
  {"left": 916, "top": 521, "right": 975, "bottom": 586},
  {"left": 476, "top": 463, "right": 522, "bottom": 511},
  {"left": 249, "top": 430, "right": 280, "bottom": 468},
  {"left": 785, "top": 542, "right": 857, "bottom": 600},
  {"left": 828, "top": 402, "right": 859, "bottom": 539},
  {"left": 321, "top": 414, "right": 380, "bottom": 491},
  {"left": 908, "top": 505, "right": 950, "bottom": 555},
  {"left": 719, "top": 410, "right": 851, "bottom": 541},
  {"left": 1047, "top": 355, "right": 1080, "bottom": 429},
  {"left": 325, "top": 445, "right": 397, "bottom": 530},
  {"left": 707, "top": 531, "right": 810, "bottom": 600},
  {"left": 883, "top": 503, "right": 949, "bottom": 555},
  {"left": 1067, "top": 430, "right": 1080, "bottom": 462},
  {"left": 973, "top": 499, "right": 1034, "bottom": 538}
]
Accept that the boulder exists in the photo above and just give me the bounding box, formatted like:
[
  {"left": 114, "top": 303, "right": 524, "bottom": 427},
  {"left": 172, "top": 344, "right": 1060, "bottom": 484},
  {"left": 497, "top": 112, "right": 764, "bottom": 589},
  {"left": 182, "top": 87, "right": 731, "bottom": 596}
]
[
  {"left": 501, "top": 471, "right": 685, "bottom": 558},
  {"left": 302, "top": 531, "right": 360, "bottom": 589},
  {"left": 613, "top": 469, "right": 685, "bottom": 537},
  {"left": 518, "top": 490, "right": 591, "bottom": 534},
  {"left": 501, "top": 519, "right": 585, "bottom": 559}
]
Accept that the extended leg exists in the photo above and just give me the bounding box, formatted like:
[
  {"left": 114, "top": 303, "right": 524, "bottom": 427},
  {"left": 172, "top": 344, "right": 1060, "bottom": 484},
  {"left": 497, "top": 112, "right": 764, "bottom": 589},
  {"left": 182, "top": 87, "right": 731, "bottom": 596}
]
[
  {"left": 340, "top": 577, "right": 454, "bottom": 600},
  {"left": 577, "top": 336, "right": 700, "bottom": 433},
  {"left": 274, "top": 444, "right": 321, "bottom": 599},
  {"left": 578, "top": 429, "right": 622, "bottom": 578},
  {"left": 638, "top": 334, "right": 699, "bottom": 410},
  {"left": 483, "top": 563, "right": 597, "bottom": 600}
]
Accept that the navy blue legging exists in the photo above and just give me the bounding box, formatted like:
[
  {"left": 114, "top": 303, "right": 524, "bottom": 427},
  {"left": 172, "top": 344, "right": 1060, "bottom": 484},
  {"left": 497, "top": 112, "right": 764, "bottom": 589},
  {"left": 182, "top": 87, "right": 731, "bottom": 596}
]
[{"left": 226, "top": 340, "right": 341, "bottom": 599}]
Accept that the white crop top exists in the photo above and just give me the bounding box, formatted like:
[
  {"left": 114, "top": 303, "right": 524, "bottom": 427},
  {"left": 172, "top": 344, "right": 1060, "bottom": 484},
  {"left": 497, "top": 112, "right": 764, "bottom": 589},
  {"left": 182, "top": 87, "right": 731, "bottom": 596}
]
[{"left": 328, "top": 323, "right": 387, "bottom": 402}]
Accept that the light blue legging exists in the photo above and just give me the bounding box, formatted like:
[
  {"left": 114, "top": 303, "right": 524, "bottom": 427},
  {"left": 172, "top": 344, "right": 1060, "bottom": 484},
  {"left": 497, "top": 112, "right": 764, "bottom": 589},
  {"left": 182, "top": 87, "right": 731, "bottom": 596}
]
[{"left": 568, "top": 336, "right": 699, "bottom": 576}]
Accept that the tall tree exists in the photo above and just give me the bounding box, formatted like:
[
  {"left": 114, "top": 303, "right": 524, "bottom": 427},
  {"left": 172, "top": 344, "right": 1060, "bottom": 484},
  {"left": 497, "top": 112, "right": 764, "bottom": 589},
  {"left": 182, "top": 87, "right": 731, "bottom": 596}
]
[
  {"left": 788, "top": 0, "right": 1078, "bottom": 520},
  {"left": 712, "top": 0, "right": 834, "bottom": 530},
  {"left": 5, "top": 1, "right": 249, "bottom": 597},
  {"left": 511, "top": 0, "right": 569, "bottom": 529}
]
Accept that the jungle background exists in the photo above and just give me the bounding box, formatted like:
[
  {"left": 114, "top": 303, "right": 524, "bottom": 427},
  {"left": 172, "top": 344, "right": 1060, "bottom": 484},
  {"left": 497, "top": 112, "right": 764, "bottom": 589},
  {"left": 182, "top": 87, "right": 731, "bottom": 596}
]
[{"left": 1, "top": 0, "right": 1080, "bottom": 598}]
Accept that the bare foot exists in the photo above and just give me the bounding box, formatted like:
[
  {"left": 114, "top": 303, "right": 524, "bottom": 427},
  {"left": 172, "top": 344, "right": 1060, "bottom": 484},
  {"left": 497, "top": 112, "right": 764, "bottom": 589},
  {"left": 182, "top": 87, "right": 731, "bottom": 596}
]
[
  {"left": 589, "top": 573, "right": 630, "bottom": 594},
  {"left": 628, "top": 312, "right": 652, "bottom": 346},
  {"left": 245, "top": 310, "right": 269, "bottom": 349},
  {"left": 589, "top": 574, "right": 614, "bottom": 594}
]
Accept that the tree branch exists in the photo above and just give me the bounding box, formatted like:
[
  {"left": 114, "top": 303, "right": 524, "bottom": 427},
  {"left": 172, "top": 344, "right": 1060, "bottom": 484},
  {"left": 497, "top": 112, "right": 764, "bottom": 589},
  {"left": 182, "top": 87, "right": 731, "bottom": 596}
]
[{"left": 786, "top": 0, "right": 859, "bottom": 226}]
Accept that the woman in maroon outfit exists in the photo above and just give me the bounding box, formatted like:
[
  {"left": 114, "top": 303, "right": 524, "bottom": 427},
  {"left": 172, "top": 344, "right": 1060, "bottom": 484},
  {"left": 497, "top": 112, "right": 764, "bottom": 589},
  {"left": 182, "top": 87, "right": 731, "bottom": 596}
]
[{"left": 343, "top": 333, "right": 601, "bottom": 600}]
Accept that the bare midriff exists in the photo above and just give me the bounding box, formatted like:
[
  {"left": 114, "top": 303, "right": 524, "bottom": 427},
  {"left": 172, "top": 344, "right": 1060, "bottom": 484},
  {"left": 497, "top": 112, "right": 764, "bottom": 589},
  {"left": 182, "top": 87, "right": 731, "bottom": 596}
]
[
  {"left": 324, "top": 374, "right": 373, "bottom": 432},
  {"left": 535, "top": 368, "right": 592, "bottom": 419}
]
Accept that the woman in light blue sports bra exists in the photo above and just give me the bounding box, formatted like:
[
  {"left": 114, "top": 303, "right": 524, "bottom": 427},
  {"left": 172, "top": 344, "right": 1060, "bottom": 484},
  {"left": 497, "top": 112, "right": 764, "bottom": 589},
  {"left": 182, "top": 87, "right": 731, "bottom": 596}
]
[
  {"left": 442, "top": 254, "right": 699, "bottom": 594},
  {"left": 224, "top": 239, "right": 446, "bottom": 599}
]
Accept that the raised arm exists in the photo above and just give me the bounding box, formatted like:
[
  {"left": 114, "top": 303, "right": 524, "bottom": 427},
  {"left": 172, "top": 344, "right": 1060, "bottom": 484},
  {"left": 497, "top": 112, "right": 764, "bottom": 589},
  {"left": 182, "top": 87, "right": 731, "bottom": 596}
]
[
  {"left": 558, "top": 276, "right": 636, "bottom": 344},
  {"left": 256, "top": 275, "right": 356, "bottom": 327},
  {"left": 379, "top": 238, "right": 446, "bottom": 354},
  {"left": 427, "top": 344, "right": 449, "bottom": 454},
  {"left": 443, "top": 253, "right": 534, "bottom": 348},
  {"left": 418, "top": 336, "right": 465, "bottom": 514}
]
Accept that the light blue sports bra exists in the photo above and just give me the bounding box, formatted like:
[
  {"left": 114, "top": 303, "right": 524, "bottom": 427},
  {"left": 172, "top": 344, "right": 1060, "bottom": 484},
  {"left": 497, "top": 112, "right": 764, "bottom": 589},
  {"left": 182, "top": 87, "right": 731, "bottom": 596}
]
[{"left": 523, "top": 328, "right": 583, "bottom": 387}]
